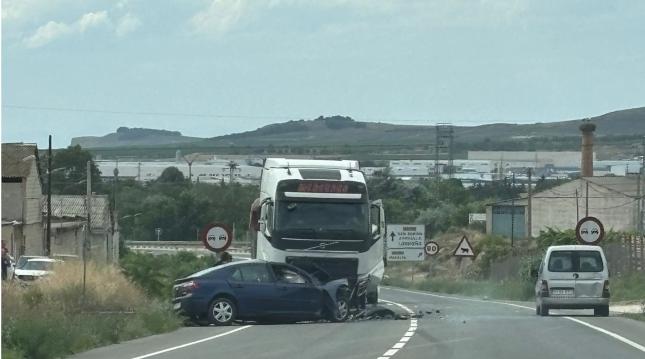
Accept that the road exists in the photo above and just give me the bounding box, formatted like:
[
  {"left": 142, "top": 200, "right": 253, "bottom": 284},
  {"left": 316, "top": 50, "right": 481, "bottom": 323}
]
[{"left": 71, "top": 287, "right": 645, "bottom": 359}]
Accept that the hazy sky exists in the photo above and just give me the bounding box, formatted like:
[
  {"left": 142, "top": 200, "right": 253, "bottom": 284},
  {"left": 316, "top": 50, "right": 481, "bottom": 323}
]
[{"left": 2, "top": 0, "right": 644, "bottom": 148}]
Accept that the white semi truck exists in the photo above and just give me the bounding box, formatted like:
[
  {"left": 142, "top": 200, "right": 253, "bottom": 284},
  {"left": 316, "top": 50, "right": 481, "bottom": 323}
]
[{"left": 249, "top": 158, "right": 386, "bottom": 304}]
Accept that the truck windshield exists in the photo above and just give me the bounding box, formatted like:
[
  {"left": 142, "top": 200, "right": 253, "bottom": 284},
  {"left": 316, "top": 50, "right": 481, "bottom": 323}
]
[{"left": 275, "top": 201, "right": 369, "bottom": 239}]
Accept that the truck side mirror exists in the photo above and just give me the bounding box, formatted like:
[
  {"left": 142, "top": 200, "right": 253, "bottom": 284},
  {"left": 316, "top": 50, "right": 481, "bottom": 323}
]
[
  {"left": 250, "top": 198, "right": 261, "bottom": 231},
  {"left": 260, "top": 199, "right": 274, "bottom": 239}
]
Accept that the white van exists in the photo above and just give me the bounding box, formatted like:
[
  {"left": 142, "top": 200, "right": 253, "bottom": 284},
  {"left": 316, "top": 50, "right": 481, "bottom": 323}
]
[{"left": 535, "top": 245, "right": 610, "bottom": 317}]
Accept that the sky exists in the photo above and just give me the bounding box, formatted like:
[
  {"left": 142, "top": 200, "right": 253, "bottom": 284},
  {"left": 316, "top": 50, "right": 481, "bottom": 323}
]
[{"left": 2, "top": 0, "right": 644, "bottom": 148}]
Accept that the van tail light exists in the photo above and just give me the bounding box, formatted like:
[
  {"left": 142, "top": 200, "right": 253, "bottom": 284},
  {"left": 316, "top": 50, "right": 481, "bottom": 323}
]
[
  {"left": 540, "top": 280, "right": 549, "bottom": 297},
  {"left": 602, "top": 280, "right": 610, "bottom": 298}
]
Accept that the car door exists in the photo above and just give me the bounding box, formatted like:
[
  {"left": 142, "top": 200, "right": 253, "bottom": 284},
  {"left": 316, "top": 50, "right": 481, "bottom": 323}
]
[
  {"left": 270, "top": 264, "right": 323, "bottom": 316},
  {"left": 574, "top": 250, "right": 606, "bottom": 298},
  {"left": 545, "top": 251, "right": 576, "bottom": 298},
  {"left": 227, "top": 263, "right": 277, "bottom": 316}
]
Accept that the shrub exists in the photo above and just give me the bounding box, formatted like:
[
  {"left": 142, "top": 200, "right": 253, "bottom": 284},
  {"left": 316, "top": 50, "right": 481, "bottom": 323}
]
[{"left": 120, "top": 251, "right": 216, "bottom": 300}]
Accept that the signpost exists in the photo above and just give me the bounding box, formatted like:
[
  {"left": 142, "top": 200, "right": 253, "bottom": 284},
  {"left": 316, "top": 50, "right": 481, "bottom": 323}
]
[
  {"left": 453, "top": 235, "right": 475, "bottom": 257},
  {"left": 386, "top": 224, "right": 425, "bottom": 262},
  {"left": 200, "top": 223, "right": 233, "bottom": 253},
  {"left": 425, "top": 241, "right": 439, "bottom": 256},
  {"left": 575, "top": 216, "right": 604, "bottom": 245}
]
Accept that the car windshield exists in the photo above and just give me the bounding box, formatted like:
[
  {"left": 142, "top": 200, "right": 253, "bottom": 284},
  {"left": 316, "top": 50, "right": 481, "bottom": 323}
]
[
  {"left": 276, "top": 201, "right": 369, "bottom": 238},
  {"left": 23, "top": 261, "right": 53, "bottom": 271}
]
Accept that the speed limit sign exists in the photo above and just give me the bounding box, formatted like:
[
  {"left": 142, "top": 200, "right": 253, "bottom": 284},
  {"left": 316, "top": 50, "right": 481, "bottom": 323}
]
[{"left": 425, "top": 241, "right": 439, "bottom": 256}]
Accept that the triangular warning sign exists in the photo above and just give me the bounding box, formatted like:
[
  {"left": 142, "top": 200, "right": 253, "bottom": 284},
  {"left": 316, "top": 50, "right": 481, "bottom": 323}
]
[{"left": 453, "top": 236, "right": 475, "bottom": 257}]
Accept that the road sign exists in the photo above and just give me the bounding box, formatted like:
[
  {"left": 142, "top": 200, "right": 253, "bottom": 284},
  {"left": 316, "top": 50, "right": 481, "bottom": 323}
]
[
  {"left": 387, "top": 224, "right": 425, "bottom": 248},
  {"left": 387, "top": 248, "right": 425, "bottom": 262},
  {"left": 200, "top": 223, "right": 233, "bottom": 253},
  {"left": 425, "top": 241, "right": 439, "bottom": 256},
  {"left": 453, "top": 236, "right": 475, "bottom": 257},
  {"left": 575, "top": 216, "right": 604, "bottom": 245}
]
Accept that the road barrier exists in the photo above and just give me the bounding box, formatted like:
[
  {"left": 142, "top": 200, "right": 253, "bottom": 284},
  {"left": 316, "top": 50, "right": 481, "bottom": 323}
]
[{"left": 125, "top": 241, "right": 251, "bottom": 256}]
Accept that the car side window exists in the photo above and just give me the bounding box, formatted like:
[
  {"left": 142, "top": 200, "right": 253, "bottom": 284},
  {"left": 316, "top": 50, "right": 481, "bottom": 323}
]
[
  {"left": 239, "top": 264, "right": 272, "bottom": 283},
  {"left": 229, "top": 268, "right": 242, "bottom": 281},
  {"left": 272, "top": 265, "right": 308, "bottom": 284}
]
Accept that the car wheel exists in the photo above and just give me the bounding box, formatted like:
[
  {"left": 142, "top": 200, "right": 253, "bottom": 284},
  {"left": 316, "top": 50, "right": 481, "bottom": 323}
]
[
  {"left": 329, "top": 295, "right": 350, "bottom": 323},
  {"left": 535, "top": 304, "right": 541, "bottom": 316},
  {"left": 594, "top": 305, "right": 609, "bottom": 317},
  {"left": 539, "top": 304, "right": 549, "bottom": 317},
  {"left": 208, "top": 297, "right": 236, "bottom": 326}
]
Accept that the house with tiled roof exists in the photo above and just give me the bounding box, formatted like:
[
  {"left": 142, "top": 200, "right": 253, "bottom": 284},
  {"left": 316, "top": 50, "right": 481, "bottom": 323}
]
[{"left": 42, "top": 195, "right": 119, "bottom": 263}]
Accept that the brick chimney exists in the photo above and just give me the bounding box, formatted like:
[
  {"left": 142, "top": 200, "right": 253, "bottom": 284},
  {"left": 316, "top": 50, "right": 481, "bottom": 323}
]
[{"left": 579, "top": 121, "right": 596, "bottom": 177}]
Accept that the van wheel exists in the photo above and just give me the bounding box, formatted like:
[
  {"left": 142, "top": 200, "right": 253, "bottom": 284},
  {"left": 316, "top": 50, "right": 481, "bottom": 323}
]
[
  {"left": 539, "top": 304, "right": 549, "bottom": 316},
  {"left": 594, "top": 305, "right": 609, "bottom": 317}
]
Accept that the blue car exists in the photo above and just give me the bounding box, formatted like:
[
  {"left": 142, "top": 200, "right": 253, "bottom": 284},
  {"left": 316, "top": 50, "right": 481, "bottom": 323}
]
[{"left": 172, "top": 260, "right": 351, "bottom": 325}]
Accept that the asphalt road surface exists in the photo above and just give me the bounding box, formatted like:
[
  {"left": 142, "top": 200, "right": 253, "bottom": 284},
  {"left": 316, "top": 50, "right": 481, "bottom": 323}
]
[{"left": 71, "top": 287, "right": 645, "bottom": 359}]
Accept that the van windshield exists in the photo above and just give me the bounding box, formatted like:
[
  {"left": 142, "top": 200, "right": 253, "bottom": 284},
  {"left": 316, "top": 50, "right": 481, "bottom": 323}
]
[{"left": 548, "top": 251, "right": 604, "bottom": 272}]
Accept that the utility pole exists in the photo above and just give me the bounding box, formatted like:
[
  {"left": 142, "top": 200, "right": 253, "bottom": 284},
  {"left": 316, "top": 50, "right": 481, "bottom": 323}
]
[
  {"left": 527, "top": 168, "right": 532, "bottom": 239},
  {"left": 46, "top": 135, "right": 52, "bottom": 256},
  {"left": 636, "top": 137, "right": 645, "bottom": 236},
  {"left": 575, "top": 189, "right": 580, "bottom": 222},
  {"left": 585, "top": 180, "right": 589, "bottom": 217},
  {"left": 511, "top": 172, "right": 515, "bottom": 247},
  {"left": 84, "top": 160, "right": 92, "bottom": 297}
]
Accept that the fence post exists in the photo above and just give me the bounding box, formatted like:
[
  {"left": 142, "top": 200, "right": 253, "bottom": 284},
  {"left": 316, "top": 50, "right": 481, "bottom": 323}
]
[{"left": 626, "top": 236, "right": 633, "bottom": 274}]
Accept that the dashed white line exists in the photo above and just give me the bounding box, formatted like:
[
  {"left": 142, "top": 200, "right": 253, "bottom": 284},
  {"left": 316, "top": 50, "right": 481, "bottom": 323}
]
[
  {"left": 385, "top": 286, "right": 645, "bottom": 354},
  {"left": 378, "top": 299, "right": 416, "bottom": 359},
  {"left": 130, "top": 325, "right": 252, "bottom": 359}
]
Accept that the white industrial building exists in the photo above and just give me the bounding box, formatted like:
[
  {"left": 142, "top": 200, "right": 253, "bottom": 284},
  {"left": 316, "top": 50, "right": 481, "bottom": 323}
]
[{"left": 96, "top": 160, "right": 262, "bottom": 185}]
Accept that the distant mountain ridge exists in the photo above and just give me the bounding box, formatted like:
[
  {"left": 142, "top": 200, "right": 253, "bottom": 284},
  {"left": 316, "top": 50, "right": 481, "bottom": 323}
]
[
  {"left": 71, "top": 127, "right": 200, "bottom": 148},
  {"left": 70, "top": 107, "right": 645, "bottom": 149}
]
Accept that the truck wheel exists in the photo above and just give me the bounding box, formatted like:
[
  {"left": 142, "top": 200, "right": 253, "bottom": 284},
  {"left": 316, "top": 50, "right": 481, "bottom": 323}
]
[{"left": 367, "top": 289, "right": 378, "bottom": 305}]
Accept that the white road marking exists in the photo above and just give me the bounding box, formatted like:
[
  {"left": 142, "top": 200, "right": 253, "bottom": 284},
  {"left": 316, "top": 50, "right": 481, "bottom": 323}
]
[
  {"left": 377, "top": 299, "right": 416, "bottom": 358},
  {"left": 565, "top": 317, "right": 645, "bottom": 353},
  {"left": 384, "top": 287, "right": 645, "bottom": 354},
  {"left": 130, "top": 325, "right": 253, "bottom": 359}
]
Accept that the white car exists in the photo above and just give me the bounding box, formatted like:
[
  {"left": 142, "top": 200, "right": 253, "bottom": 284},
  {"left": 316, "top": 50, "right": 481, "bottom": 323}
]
[
  {"left": 535, "top": 245, "right": 610, "bottom": 317},
  {"left": 14, "top": 258, "right": 61, "bottom": 281}
]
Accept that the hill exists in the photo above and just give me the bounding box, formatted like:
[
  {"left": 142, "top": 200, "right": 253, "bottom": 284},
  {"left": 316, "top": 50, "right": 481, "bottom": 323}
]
[
  {"left": 199, "top": 108, "right": 645, "bottom": 147},
  {"left": 71, "top": 127, "right": 200, "bottom": 148},
  {"left": 73, "top": 107, "right": 645, "bottom": 159}
]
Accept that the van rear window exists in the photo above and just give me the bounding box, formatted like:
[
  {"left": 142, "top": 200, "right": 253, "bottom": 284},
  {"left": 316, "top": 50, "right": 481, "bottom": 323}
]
[{"left": 548, "top": 250, "right": 603, "bottom": 272}]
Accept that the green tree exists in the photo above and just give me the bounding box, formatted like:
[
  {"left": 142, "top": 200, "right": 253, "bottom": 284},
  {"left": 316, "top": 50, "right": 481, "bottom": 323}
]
[
  {"left": 43, "top": 145, "right": 103, "bottom": 195},
  {"left": 158, "top": 166, "right": 185, "bottom": 183}
]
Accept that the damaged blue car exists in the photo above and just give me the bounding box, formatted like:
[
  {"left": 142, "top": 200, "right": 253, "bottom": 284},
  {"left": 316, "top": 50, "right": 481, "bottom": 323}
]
[{"left": 172, "top": 260, "right": 350, "bottom": 325}]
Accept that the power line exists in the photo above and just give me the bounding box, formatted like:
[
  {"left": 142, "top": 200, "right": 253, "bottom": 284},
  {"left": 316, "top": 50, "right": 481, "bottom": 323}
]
[{"left": 2, "top": 104, "right": 485, "bottom": 125}]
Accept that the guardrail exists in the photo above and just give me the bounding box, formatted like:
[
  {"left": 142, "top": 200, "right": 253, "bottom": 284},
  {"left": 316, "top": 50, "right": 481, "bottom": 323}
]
[{"left": 125, "top": 240, "right": 251, "bottom": 256}]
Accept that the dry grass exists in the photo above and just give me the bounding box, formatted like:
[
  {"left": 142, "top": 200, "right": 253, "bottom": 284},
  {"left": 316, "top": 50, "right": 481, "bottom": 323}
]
[{"left": 1, "top": 261, "right": 181, "bottom": 359}]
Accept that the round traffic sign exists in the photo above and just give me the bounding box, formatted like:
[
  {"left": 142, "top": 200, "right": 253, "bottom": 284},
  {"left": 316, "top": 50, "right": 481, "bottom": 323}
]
[
  {"left": 575, "top": 216, "right": 604, "bottom": 245},
  {"left": 200, "top": 223, "right": 233, "bottom": 253},
  {"left": 425, "top": 241, "right": 439, "bottom": 256}
]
